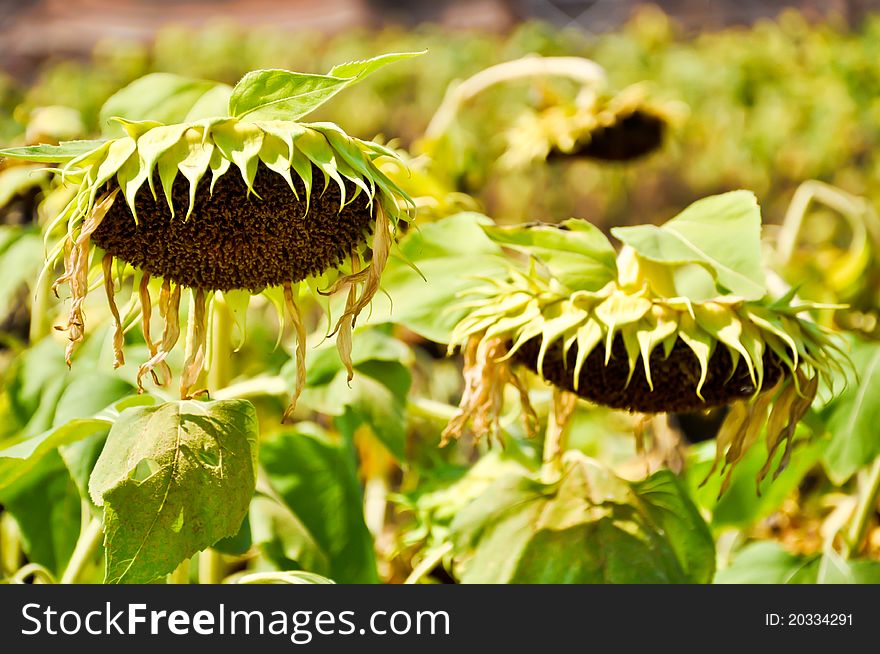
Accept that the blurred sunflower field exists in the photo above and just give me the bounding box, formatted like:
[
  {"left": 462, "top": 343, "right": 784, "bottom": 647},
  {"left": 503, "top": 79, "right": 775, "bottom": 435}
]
[{"left": 1, "top": 6, "right": 879, "bottom": 585}]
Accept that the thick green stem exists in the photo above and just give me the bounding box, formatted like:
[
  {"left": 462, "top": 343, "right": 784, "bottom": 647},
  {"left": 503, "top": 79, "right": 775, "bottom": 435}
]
[
  {"left": 168, "top": 558, "right": 190, "bottom": 584},
  {"left": 208, "top": 299, "right": 233, "bottom": 394},
  {"left": 776, "top": 180, "right": 880, "bottom": 267},
  {"left": 198, "top": 549, "right": 224, "bottom": 585},
  {"left": 843, "top": 454, "right": 880, "bottom": 559},
  {"left": 60, "top": 516, "right": 103, "bottom": 584},
  {"left": 0, "top": 513, "right": 23, "bottom": 577}
]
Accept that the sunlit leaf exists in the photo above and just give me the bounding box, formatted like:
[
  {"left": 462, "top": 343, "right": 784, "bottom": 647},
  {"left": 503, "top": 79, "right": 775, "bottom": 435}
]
[
  {"left": 612, "top": 191, "right": 766, "bottom": 300},
  {"left": 483, "top": 219, "right": 617, "bottom": 292},
  {"left": 89, "top": 399, "right": 258, "bottom": 584},
  {"left": 99, "top": 73, "right": 225, "bottom": 136}
]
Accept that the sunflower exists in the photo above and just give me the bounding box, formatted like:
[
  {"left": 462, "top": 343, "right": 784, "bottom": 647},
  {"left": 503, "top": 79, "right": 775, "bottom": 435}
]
[
  {"left": 0, "top": 53, "right": 421, "bottom": 417},
  {"left": 444, "top": 191, "right": 849, "bottom": 491},
  {"left": 500, "top": 83, "right": 683, "bottom": 169}
]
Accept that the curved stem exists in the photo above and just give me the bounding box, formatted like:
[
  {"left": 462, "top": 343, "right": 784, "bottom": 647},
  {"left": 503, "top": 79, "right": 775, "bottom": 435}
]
[
  {"left": 424, "top": 55, "right": 607, "bottom": 140},
  {"left": 843, "top": 454, "right": 880, "bottom": 559},
  {"left": 60, "top": 516, "right": 103, "bottom": 584},
  {"left": 11, "top": 563, "right": 57, "bottom": 584},
  {"left": 404, "top": 542, "right": 453, "bottom": 585},
  {"left": 777, "top": 180, "right": 878, "bottom": 267}
]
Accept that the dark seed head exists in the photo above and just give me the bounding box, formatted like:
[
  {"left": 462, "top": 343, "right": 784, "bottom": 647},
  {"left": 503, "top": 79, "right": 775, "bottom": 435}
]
[
  {"left": 550, "top": 109, "right": 666, "bottom": 163},
  {"left": 514, "top": 333, "right": 785, "bottom": 413},
  {"left": 92, "top": 163, "right": 374, "bottom": 292}
]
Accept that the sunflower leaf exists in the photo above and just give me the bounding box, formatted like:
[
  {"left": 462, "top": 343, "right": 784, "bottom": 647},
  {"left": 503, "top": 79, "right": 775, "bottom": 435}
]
[
  {"left": 89, "top": 399, "right": 258, "bottom": 584},
  {"left": 0, "top": 140, "right": 106, "bottom": 163},
  {"left": 612, "top": 190, "right": 766, "bottom": 300},
  {"left": 229, "top": 53, "right": 423, "bottom": 122},
  {"left": 327, "top": 51, "right": 425, "bottom": 80},
  {"left": 483, "top": 219, "right": 617, "bottom": 292},
  {"left": 100, "top": 73, "right": 226, "bottom": 137}
]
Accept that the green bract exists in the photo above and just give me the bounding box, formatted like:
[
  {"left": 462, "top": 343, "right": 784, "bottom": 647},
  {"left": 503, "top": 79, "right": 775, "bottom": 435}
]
[
  {"left": 0, "top": 52, "right": 422, "bottom": 417},
  {"left": 445, "top": 191, "right": 849, "bottom": 490}
]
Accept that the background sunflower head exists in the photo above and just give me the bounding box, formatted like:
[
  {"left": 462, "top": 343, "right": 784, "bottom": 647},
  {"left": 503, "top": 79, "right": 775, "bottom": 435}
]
[
  {"left": 500, "top": 83, "right": 685, "bottom": 169},
  {"left": 445, "top": 190, "right": 850, "bottom": 490}
]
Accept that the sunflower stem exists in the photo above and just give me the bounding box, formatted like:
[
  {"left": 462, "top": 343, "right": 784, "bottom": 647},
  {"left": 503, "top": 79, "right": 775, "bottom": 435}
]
[
  {"left": 208, "top": 299, "right": 233, "bottom": 394},
  {"left": 182, "top": 291, "right": 198, "bottom": 398},
  {"left": 198, "top": 548, "right": 224, "bottom": 585},
  {"left": 60, "top": 515, "right": 103, "bottom": 584},
  {"left": 424, "top": 55, "right": 607, "bottom": 141},
  {"left": 843, "top": 454, "right": 880, "bottom": 559},
  {"left": 0, "top": 512, "right": 23, "bottom": 577},
  {"left": 168, "top": 558, "right": 191, "bottom": 584}
]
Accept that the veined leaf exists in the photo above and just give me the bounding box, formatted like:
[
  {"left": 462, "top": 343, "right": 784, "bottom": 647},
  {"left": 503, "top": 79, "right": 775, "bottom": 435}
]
[
  {"left": 612, "top": 190, "right": 766, "bottom": 300},
  {"left": 483, "top": 219, "right": 617, "bottom": 292},
  {"left": 450, "top": 454, "right": 715, "bottom": 583},
  {"left": 229, "top": 52, "right": 422, "bottom": 121},
  {"left": 327, "top": 51, "right": 425, "bottom": 80},
  {"left": 229, "top": 71, "right": 350, "bottom": 121},
  {"left": 88, "top": 399, "right": 258, "bottom": 584}
]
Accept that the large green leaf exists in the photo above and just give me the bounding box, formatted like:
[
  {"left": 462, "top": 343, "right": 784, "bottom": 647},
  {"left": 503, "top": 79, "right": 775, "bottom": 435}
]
[
  {"left": 823, "top": 338, "right": 880, "bottom": 483},
  {"left": 0, "top": 356, "right": 138, "bottom": 492},
  {"left": 450, "top": 453, "right": 715, "bottom": 583},
  {"left": 612, "top": 190, "right": 767, "bottom": 300},
  {"left": 0, "top": 451, "right": 81, "bottom": 576},
  {"left": 88, "top": 399, "right": 258, "bottom": 584},
  {"left": 483, "top": 219, "right": 618, "bottom": 292},
  {"left": 99, "top": 73, "right": 226, "bottom": 136},
  {"left": 229, "top": 52, "right": 423, "bottom": 121},
  {"left": 260, "top": 427, "right": 378, "bottom": 583},
  {"left": 363, "top": 212, "right": 507, "bottom": 343}
]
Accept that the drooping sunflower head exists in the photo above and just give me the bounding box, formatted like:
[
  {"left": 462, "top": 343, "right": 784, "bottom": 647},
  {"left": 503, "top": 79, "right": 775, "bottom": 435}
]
[
  {"left": 500, "top": 83, "right": 683, "bottom": 169},
  {"left": 0, "top": 53, "right": 422, "bottom": 415},
  {"left": 445, "top": 191, "right": 850, "bottom": 490}
]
